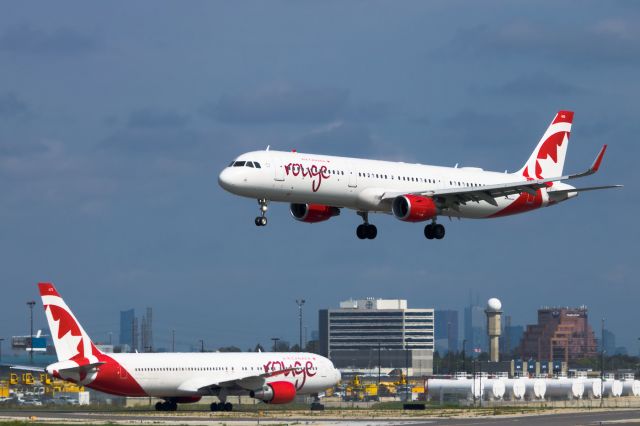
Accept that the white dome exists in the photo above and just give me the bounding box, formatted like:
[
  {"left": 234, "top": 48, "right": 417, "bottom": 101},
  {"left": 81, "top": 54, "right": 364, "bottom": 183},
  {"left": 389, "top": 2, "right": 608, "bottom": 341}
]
[{"left": 487, "top": 298, "right": 502, "bottom": 311}]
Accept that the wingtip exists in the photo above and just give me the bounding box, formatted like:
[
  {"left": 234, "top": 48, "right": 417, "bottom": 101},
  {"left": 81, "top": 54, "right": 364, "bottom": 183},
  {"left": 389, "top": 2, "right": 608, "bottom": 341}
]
[{"left": 591, "top": 144, "right": 608, "bottom": 172}]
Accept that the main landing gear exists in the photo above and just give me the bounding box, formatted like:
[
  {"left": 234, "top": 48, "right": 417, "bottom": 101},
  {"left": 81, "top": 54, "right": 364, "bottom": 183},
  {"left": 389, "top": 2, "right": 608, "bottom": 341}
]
[
  {"left": 210, "top": 401, "right": 233, "bottom": 412},
  {"left": 254, "top": 198, "right": 268, "bottom": 226},
  {"left": 424, "top": 222, "right": 445, "bottom": 240},
  {"left": 155, "top": 400, "right": 178, "bottom": 411},
  {"left": 356, "top": 211, "right": 377, "bottom": 240}
]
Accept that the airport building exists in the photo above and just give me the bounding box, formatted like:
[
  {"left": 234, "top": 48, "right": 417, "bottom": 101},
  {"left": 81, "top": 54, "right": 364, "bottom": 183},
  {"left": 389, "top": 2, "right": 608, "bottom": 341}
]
[
  {"left": 319, "top": 298, "right": 434, "bottom": 375},
  {"left": 519, "top": 306, "right": 598, "bottom": 363}
]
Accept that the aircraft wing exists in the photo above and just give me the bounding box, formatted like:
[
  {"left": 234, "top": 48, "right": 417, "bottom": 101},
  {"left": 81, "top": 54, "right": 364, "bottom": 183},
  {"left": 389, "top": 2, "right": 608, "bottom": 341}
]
[
  {"left": 177, "top": 366, "right": 300, "bottom": 393},
  {"left": 381, "top": 145, "right": 621, "bottom": 208},
  {"left": 6, "top": 365, "right": 46, "bottom": 373}
]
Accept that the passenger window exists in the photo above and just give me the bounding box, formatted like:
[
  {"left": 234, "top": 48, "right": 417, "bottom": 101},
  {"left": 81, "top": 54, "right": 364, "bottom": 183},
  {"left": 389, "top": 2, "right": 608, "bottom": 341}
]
[
  {"left": 246, "top": 162, "right": 254, "bottom": 168},
  {"left": 254, "top": 162, "right": 261, "bottom": 168},
  {"left": 234, "top": 161, "right": 245, "bottom": 167}
]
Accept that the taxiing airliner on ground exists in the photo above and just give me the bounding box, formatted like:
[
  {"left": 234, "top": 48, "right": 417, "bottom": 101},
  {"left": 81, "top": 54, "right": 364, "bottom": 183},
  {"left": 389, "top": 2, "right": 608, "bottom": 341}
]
[
  {"left": 22, "top": 283, "right": 340, "bottom": 412},
  {"left": 219, "top": 111, "right": 621, "bottom": 239}
]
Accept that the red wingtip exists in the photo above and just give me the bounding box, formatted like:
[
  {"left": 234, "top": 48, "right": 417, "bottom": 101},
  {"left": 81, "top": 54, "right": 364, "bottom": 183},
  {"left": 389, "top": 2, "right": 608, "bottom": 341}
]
[
  {"left": 552, "top": 110, "right": 574, "bottom": 124},
  {"left": 592, "top": 145, "right": 607, "bottom": 172},
  {"left": 38, "top": 282, "right": 60, "bottom": 297}
]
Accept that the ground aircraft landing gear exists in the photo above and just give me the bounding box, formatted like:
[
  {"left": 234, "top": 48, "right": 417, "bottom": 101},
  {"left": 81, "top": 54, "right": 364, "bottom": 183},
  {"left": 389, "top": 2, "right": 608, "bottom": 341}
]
[
  {"left": 424, "top": 222, "right": 445, "bottom": 240},
  {"left": 255, "top": 199, "right": 268, "bottom": 226},
  {"left": 356, "top": 211, "right": 377, "bottom": 240},
  {"left": 210, "top": 402, "right": 233, "bottom": 412},
  {"left": 155, "top": 401, "right": 178, "bottom": 411}
]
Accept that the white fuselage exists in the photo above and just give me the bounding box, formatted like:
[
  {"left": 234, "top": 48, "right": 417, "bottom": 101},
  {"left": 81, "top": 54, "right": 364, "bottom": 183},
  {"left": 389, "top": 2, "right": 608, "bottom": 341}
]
[
  {"left": 218, "top": 150, "right": 575, "bottom": 219},
  {"left": 48, "top": 351, "right": 339, "bottom": 399}
]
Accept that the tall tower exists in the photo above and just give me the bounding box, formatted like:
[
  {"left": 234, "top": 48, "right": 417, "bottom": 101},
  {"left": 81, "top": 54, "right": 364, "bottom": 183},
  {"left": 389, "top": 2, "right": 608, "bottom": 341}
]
[{"left": 485, "top": 298, "right": 502, "bottom": 362}]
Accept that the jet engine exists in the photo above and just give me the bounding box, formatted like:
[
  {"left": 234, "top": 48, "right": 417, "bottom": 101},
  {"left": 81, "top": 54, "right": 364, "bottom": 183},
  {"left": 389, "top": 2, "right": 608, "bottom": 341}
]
[
  {"left": 392, "top": 194, "right": 437, "bottom": 222},
  {"left": 250, "top": 381, "right": 296, "bottom": 404},
  {"left": 290, "top": 203, "right": 340, "bottom": 223}
]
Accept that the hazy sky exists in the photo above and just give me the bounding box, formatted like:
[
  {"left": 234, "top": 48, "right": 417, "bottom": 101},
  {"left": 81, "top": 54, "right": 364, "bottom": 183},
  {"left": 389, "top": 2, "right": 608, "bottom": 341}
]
[{"left": 1, "top": 1, "right": 637, "bottom": 354}]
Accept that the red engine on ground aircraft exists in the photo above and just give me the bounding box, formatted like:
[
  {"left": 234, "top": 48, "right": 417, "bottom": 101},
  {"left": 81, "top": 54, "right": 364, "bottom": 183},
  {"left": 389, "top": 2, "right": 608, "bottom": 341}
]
[
  {"left": 250, "top": 381, "right": 296, "bottom": 404},
  {"left": 392, "top": 194, "right": 437, "bottom": 222},
  {"left": 290, "top": 203, "right": 340, "bottom": 223}
]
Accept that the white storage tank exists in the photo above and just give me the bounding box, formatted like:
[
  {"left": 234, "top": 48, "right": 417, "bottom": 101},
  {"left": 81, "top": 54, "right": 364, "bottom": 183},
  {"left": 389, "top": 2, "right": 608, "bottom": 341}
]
[
  {"left": 603, "top": 380, "right": 623, "bottom": 397},
  {"left": 523, "top": 378, "right": 546, "bottom": 400},
  {"left": 483, "top": 379, "right": 506, "bottom": 400},
  {"left": 545, "top": 378, "right": 584, "bottom": 399},
  {"left": 580, "top": 378, "right": 602, "bottom": 399},
  {"left": 622, "top": 380, "right": 640, "bottom": 397},
  {"left": 502, "top": 378, "right": 526, "bottom": 400},
  {"left": 426, "top": 379, "right": 482, "bottom": 401}
]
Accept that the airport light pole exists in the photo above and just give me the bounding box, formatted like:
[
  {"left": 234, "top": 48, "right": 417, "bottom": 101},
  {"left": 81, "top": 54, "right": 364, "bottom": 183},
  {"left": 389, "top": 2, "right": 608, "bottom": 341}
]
[
  {"left": 0, "top": 338, "right": 4, "bottom": 363},
  {"left": 199, "top": 339, "right": 204, "bottom": 353},
  {"left": 27, "top": 300, "right": 35, "bottom": 364},
  {"left": 271, "top": 337, "right": 280, "bottom": 352},
  {"left": 296, "top": 299, "right": 305, "bottom": 351},
  {"left": 172, "top": 329, "right": 176, "bottom": 352},
  {"left": 601, "top": 318, "right": 605, "bottom": 408},
  {"left": 462, "top": 339, "right": 467, "bottom": 374}
]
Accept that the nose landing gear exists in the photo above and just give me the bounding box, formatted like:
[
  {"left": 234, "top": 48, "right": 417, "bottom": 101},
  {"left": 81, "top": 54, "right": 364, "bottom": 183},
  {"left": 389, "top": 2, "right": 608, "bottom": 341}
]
[
  {"left": 255, "top": 199, "right": 268, "bottom": 226},
  {"left": 356, "top": 211, "right": 377, "bottom": 240}
]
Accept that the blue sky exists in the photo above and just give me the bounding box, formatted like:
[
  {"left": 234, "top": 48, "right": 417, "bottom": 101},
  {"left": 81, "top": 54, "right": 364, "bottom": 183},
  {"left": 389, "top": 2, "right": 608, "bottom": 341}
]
[{"left": 1, "top": 1, "right": 637, "bottom": 354}]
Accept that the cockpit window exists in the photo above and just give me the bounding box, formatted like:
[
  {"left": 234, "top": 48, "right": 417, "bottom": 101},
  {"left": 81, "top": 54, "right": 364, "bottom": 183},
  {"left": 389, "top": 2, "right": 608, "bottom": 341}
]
[
  {"left": 254, "top": 162, "right": 261, "bottom": 168},
  {"left": 229, "top": 161, "right": 235, "bottom": 167},
  {"left": 246, "top": 161, "right": 254, "bottom": 168},
  {"left": 233, "top": 161, "right": 246, "bottom": 167}
]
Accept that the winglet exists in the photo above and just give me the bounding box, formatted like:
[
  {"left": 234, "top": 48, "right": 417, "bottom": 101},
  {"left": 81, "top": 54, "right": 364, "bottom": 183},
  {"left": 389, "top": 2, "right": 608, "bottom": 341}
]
[{"left": 591, "top": 144, "right": 607, "bottom": 173}]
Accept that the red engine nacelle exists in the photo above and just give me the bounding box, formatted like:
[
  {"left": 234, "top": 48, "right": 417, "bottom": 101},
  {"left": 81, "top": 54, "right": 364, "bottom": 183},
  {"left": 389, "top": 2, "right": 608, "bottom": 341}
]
[
  {"left": 250, "top": 381, "right": 296, "bottom": 404},
  {"left": 392, "top": 194, "right": 437, "bottom": 222},
  {"left": 290, "top": 203, "right": 340, "bottom": 223}
]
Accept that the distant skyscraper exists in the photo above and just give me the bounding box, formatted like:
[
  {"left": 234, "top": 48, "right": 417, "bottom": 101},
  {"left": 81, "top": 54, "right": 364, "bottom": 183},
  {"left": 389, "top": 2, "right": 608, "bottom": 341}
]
[
  {"left": 120, "top": 309, "right": 137, "bottom": 350},
  {"left": 141, "top": 307, "right": 153, "bottom": 352},
  {"left": 464, "top": 304, "right": 487, "bottom": 354},
  {"left": 602, "top": 329, "right": 615, "bottom": 356},
  {"left": 435, "top": 310, "right": 459, "bottom": 353}
]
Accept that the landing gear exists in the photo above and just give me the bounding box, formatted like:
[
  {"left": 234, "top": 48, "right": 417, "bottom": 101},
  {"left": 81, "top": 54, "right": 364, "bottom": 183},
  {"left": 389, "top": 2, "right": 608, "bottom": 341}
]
[
  {"left": 210, "top": 402, "right": 233, "bottom": 412},
  {"left": 356, "top": 212, "right": 377, "bottom": 240},
  {"left": 155, "top": 401, "right": 178, "bottom": 411},
  {"left": 255, "top": 199, "right": 268, "bottom": 226},
  {"left": 424, "top": 222, "right": 445, "bottom": 240}
]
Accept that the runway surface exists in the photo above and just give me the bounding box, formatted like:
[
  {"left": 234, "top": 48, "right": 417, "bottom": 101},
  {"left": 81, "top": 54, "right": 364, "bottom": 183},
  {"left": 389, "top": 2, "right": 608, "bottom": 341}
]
[{"left": 2, "top": 409, "right": 640, "bottom": 425}]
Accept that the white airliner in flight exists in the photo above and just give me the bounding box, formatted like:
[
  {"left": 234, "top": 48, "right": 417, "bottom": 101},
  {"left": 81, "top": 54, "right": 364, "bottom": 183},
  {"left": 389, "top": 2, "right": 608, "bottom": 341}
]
[
  {"left": 23, "top": 283, "right": 340, "bottom": 412},
  {"left": 219, "top": 111, "right": 621, "bottom": 239}
]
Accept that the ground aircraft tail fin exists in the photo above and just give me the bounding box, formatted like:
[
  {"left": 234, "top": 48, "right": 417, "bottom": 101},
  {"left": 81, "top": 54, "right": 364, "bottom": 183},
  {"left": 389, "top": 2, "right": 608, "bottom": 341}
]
[
  {"left": 517, "top": 111, "right": 573, "bottom": 179},
  {"left": 38, "top": 283, "right": 102, "bottom": 363}
]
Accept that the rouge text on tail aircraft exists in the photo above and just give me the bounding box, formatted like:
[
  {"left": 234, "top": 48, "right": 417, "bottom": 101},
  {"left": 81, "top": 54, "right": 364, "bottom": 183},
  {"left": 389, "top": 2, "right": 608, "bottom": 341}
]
[
  {"left": 20, "top": 283, "right": 340, "bottom": 412},
  {"left": 219, "top": 111, "right": 621, "bottom": 240}
]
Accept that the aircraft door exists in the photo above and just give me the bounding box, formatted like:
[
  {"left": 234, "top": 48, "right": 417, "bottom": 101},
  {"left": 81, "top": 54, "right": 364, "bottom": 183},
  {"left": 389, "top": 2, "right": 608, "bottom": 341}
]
[
  {"left": 347, "top": 164, "right": 357, "bottom": 188},
  {"left": 274, "top": 159, "right": 285, "bottom": 182}
]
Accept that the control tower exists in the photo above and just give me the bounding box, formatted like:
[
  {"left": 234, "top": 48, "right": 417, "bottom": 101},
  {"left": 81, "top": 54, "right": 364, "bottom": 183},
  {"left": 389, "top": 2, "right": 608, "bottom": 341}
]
[{"left": 485, "top": 298, "right": 502, "bottom": 362}]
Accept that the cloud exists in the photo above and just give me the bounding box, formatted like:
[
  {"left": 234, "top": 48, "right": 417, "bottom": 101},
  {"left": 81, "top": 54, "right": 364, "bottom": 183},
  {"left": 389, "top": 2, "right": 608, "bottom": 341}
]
[
  {"left": 0, "top": 91, "right": 30, "bottom": 120},
  {"left": 445, "top": 19, "right": 640, "bottom": 64},
  {"left": 201, "top": 85, "right": 349, "bottom": 124},
  {"left": 0, "top": 25, "right": 100, "bottom": 55},
  {"left": 486, "top": 72, "right": 587, "bottom": 97},
  {"left": 294, "top": 121, "right": 375, "bottom": 156},
  {"left": 126, "top": 108, "right": 190, "bottom": 128}
]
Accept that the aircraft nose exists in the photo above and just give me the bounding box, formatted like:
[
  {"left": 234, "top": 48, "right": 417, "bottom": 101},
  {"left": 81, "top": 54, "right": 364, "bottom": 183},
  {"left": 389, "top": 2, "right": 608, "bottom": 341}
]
[
  {"left": 218, "top": 168, "right": 235, "bottom": 191},
  {"left": 334, "top": 368, "right": 341, "bottom": 383}
]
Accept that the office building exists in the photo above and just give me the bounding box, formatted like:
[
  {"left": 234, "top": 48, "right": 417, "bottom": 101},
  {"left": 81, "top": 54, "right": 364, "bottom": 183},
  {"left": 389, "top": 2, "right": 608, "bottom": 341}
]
[
  {"left": 119, "top": 309, "right": 138, "bottom": 352},
  {"left": 434, "top": 309, "right": 458, "bottom": 354},
  {"left": 464, "top": 304, "right": 487, "bottom": 355},
  {"left": 319, "top": 298, "right": 433, "bottom": 375},
  {"left": 141, "top": 307, "right": 153, "bottom": 352},
  {"left": 519, "top": 306, "right": 598, "bottom": 363}
]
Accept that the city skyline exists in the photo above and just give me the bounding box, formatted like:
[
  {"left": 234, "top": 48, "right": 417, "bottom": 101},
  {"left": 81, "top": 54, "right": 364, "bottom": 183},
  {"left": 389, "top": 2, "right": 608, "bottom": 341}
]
[{"left": 0, "top": 2, "right": 636, "bottom": 353}]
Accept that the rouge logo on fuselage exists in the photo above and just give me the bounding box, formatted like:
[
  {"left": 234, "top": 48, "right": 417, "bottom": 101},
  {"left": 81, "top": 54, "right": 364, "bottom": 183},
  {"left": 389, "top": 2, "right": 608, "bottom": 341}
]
[
  {"left": 263, "top": 360, "right": 317, "bottom": 390},
  {"left": 284, "top": 163, "right": 330, "bottom": 192}
]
